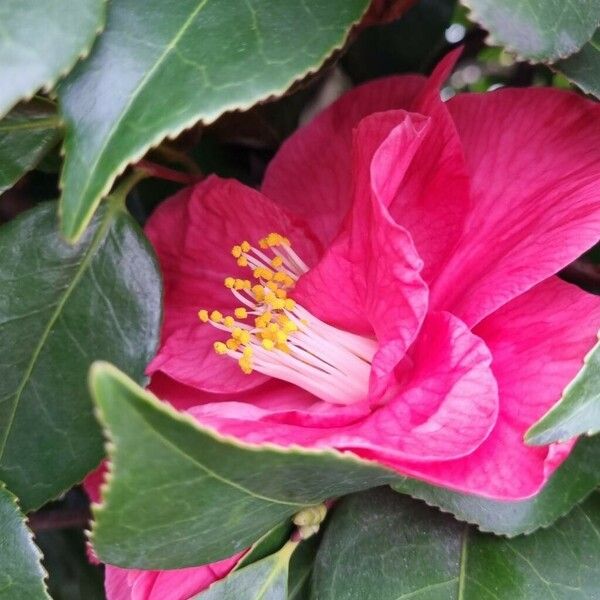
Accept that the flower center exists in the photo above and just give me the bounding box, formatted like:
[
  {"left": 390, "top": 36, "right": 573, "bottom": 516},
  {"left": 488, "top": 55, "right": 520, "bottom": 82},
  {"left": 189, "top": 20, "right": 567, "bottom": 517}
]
[{"left": 198, "top": 233, "right": 376, "bottom": 405}]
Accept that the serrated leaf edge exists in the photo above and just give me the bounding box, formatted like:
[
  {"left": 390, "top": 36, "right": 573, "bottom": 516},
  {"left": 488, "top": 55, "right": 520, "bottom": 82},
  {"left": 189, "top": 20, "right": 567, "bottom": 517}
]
[
  {"left": 0, "top": 483, "right": 52, "bottom": 599},
  {"left": 58, "top": 1, "right": 371, "bottom": 242},
  {"left": 0, "top": 0, "right": 108, "bottom": 120},
  {"left": 459, "top": 0, "right": 600, "bottom": 64}
]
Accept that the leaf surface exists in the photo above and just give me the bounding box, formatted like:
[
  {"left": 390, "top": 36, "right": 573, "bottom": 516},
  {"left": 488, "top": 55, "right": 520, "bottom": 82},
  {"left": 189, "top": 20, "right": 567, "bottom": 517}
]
[
  {"left": 0, "top": 484, "right": 49, "bottom": 600},
  {"left": 58, "top": 0, "right": 371, "bottom": 241},
  {"left": 312, "top": 487, "right": 600, "bottom": 599},
  {"left": 462, "top": 0, "right": 600, "bottom": 61},
  {"left": 557, "top": 29, "right": 600, "bottom": 99},
  {"left": 195, "top": 542, "right": 296, "bottom": 600},
  {"left": 0, "top": 202, "right": 161, "bottom": 510},
  {"left": 0, "top": 0, "right": 105, "bottom": 116},
  {"left": 89, "top": 363, "right": 397, "bottom": 569},
  {"left": 0, "top": 100, "right": 62, "bottom": 194}
]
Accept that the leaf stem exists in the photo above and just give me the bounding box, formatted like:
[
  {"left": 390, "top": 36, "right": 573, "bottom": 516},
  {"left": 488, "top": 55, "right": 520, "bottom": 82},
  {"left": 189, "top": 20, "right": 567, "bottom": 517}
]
[
  {"left": 135, "top": 159, "right": 200, "bottom": 185},
  {"left": 110, "top": 168, "right": 151, "bottom": 207},
  {"left": 152, "top": 143, "right": 203, "bottom": 176}
]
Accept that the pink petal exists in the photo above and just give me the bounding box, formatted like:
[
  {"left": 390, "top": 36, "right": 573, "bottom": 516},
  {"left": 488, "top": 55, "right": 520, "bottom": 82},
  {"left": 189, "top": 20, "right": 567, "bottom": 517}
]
[
  {"left": 188, "top": 312, "right": 498, "bottom": 464},
  {"left": 262, "top": 75, "right": 425, "bottom": 247},
  {"left": 145, "top": 176, "right": 320, "bottom": 394},
  {"left": 293, "top": 109, "right": 429, "bottom": 374},
  {"left": 432, "top": 87, "right": 600, "bottom": 326},
  {"left": 104, "top": 552, "right": 243, "bottom": 600},
  {"left": 393, "top": 277, "right": 600, "bottom": 499}
]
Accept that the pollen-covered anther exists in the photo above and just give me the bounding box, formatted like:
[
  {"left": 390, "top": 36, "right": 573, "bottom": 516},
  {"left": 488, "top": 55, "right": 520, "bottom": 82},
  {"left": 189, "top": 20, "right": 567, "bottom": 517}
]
[{"left": 199, "top": 234, "right": 377, "bottom": 405}]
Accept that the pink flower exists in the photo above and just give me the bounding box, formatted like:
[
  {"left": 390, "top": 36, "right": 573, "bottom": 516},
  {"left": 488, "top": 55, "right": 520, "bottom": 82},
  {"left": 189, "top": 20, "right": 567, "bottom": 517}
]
[
  {"left": 83, "top": 466, "right": 245, "bottom": 600},
  {"left": 145, "top": 50, "right": 600, "bottom": 501}
]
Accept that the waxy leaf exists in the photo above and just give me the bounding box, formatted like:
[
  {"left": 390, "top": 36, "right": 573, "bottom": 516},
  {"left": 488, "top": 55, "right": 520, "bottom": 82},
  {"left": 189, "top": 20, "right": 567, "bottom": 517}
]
[
  {"left": 526, "top": 335, "right": 600, "bottom": 445},
  {"left": 57, "top": 0, "right": 371, "bottom": 242},
  {"left": 0, "top": 0, "right": 106, "bottom": 116},
  {"left": 313, "top": 487, "right": 600, "bottom": 600},
  {"left": 195, "top": 541, "right": 297, "bottom": 600},
  {"left": 287, "top": 536, "right": 320, "bottom": 600},
  {"left": 0, "top": 99, "right": 62, "bottom": 194},
  {"left": 557, "top": 29, "right": 600, "bottom": 99},
  {"left": 0, "top": 201, "right": 161, "bottom": 511},
  {"left": 392, "top": 435, "right": 600, "bottom": 537},
  {"left": 0, "top": 484, "right": 49, "bottom": 600},
  {"left": 462, "top": 0, "right": 600, "bottom": 62},
  {"left": 89, "top": 363, "right": 397, "bottom": 569}
]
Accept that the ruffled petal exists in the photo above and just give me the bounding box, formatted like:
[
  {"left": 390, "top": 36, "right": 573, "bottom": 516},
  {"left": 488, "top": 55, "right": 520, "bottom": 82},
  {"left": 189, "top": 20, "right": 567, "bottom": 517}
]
[
  {"left": 188, "top": 312, "right": 498, "bottom": 465},
  {"left": 145, "top": 176, "right": 320, "bottom": 394},
  {"left": 262, "top": 75, "right": 425, "bottom": 246},
  {"left": 391, "top": 277, "right": 600, "bottom": 499},
  {"left": 432, "top": 87, "right": 600, "bottom": 326}
]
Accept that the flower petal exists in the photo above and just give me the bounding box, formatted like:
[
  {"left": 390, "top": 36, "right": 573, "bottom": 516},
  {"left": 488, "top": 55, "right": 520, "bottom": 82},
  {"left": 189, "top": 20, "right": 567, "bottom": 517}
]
[
  {"left": 433, "top": 88, "right": 600, "bottom": 326},
  {"left": 188, "top": 313, "right": 498, "bottom": 465},
  {"left": 393, "top": 277, "right": 600, "bottom": 499},
  {"left": 145, "top": 176, "right": 320, "bottom": 393},
  {"left": 262, "top": 76, "right": 425, "bottom": 246},
  {"left": 104, "top": 552, "right": 243, "bottom": 600}
]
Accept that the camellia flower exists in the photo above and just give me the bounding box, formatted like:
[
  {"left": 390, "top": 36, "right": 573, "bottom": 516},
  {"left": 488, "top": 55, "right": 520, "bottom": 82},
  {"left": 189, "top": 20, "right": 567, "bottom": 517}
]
[{"left": 144, "top": 50, "right": 600, "bottom": 503}]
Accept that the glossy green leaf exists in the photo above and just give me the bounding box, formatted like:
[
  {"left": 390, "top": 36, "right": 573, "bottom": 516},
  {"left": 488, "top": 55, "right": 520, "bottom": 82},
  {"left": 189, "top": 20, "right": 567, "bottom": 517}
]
[
  {"left": 0, "top": 201, "right": 162, "bottom": 511},
  {"left": 312, "top": 487, "right": 600, "bottom": 600},
  {"left": 0, "top": 484, "right": 49, "bottom": 600},
  {"left": 392, "top": 435, "right": 600, "bottom": 536},
  {"left": 557, "top": 29, "right": 600, "bottom": 99},
  {"left": 57, "top": 0, "right": 371, "bottom": 242},
  {"left": 0, "top": 0, "right": 106, "bottom": 116},
  {"left": 89, "top": 363, "right": 398, "bottom": 569},
  {"left": 526, "top": 335, "right": 600, "bottom": 445},
  {"left": 0, "top": 99, "right": 62, "bottom": 194},
  {"left": 195, "top": 541, "right": 297, "bottom": 600},
  {"left": 462, "top": 0, "right": 600, "bottom": 62}
]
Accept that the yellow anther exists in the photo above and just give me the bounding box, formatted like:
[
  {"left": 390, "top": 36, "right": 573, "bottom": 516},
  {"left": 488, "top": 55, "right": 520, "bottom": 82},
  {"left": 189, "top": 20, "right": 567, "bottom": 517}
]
[
  {"left": 272, "top": 298, "right": 285, "bottom": 310},
  {"left": 231, "top": 245, "right": 242, "bottom": 258},
  {"left": 213, "top": 341, "right": 228, "bottom": 355},
  {"left": 198, "top": 309, "right": 209, "bottom": 322},
  {"left": 271, "top": 256, "right": 283, "bottom": 268},
  {"left": 275, "top": 331, "right": 287, "bottom": 344},
  {"left": 232, "top": 327, "right": 243, "bottom": 339},
  {"left": 237, "top": 256, "right": 248, "bottom": 267},
  {"left": 243, "top": 346, "right": 253, "bottom": 359},
  {"left": 234, "top": 307, "right": 248, "bottom": 319},
  {"left": 262, "top": 339, "right": 275, "bottom": 350},
  {"left": 259, "top": 238, "right": 268, "bottom": 249},
  {"left": 273, "top": 272, "right": 288, "bottom": 283},
  {"left": 282, "top": 319, "right": 297, "bottom": 333},
  {"left": 239, "top": 357, "right": 253, "bottom": 374},
  {"left": 223, "top": 316, "right": 235, "bottom": 328},
  {"left": 224, "top": 277, "right": 235, "bottom": 289},
  {"left": 239, "top": 330, "right": 251, "bottom": 344},
  {"left": 210, "top": 310, "right": 223, "bottom": 323},
  {"left": 284, "top": 298, "right": 296, "bottom": 311},
  {"left": 226, "top": 338, "right": 240, "bottom": 350},
  {"left": 234, "top": 279, "right": 246, "bottom": 290},
  {"left": 276, "top": 288, "right": 287, "bottom": 299}
]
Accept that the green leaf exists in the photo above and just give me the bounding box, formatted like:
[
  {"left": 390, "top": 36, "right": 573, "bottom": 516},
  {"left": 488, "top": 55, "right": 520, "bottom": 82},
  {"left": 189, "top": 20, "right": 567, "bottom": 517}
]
[
  {"left": 0, "top": 99, "right": 62, "bottom": 194},
  {"left": 194, "top": 541, "right": 297, "bottom": 600},
  {"left": 392, "top": 435, "right": 600, "bottom": 537},
  {"left": 0, "top": 0, "right": 106, "bottom": 116},
  {"left": 89, "top": 363, "right": 398, "bottom": 569},
  {"left": 0, "top": 201, "right": 161, "bottom": 511},
  {"left": 287, "top": 536, "right": 319, "bottom": 600},
  {"left": 526, "top": 335, "right": 600, "bottom": 445},
  {"left": 0, "top": 484, "right": 49, "bottom": 600},
  {"left": 312, "top": 487, "right": 600, "bottom": 600},
  {"left": 462, "top": 0, "right": 600, "bottom": 62},
  {"left": 557, "top": 29, "right": 600, "bottom": 99},
  {"left": 57, "top": 0, "right": 371, "bottom": 242},
  {"left": 236, "top": 521, "right": 294, "bottom": 571}
]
